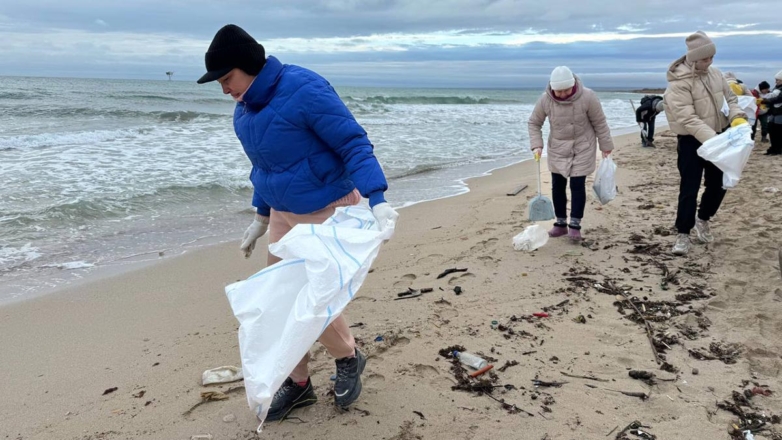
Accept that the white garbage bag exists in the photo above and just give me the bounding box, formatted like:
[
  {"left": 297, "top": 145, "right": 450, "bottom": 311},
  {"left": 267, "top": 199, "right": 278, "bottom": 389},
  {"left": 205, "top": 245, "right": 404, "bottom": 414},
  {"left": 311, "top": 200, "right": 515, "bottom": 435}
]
[
  {"left": 224, "top": 206, "right": 392, "bottom": 431},
  {"left": 697, "top": 124, "right": 754, "bottom": 189},
  {"left": 592, "top": 156, "right": 617, "bottom": 205},
  {"left": 512, "top": 224, "right": 549, "bottom": 251},
  {"left": 737, "top": 95, "right": 758, "bottom": 126}
]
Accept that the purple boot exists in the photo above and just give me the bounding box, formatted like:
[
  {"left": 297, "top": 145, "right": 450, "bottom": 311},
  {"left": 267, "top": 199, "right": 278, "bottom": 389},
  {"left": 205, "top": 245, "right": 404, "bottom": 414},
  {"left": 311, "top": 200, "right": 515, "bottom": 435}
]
[
  {"left": 568, "top": 227, "right": 582, "bottom": 242},
  {"left": 548, "top": 225, "right": 568, "bottom": 237}
]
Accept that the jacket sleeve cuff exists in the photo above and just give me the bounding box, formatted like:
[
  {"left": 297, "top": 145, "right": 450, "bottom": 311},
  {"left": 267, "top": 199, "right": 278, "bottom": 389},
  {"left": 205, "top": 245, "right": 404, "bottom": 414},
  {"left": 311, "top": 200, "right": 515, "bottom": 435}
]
[
  {"left": 367, "top": 191, "right": 386, "bottom": 208},
  {"left": 256, "top": 205, "right": 271, "bottom": 217}
]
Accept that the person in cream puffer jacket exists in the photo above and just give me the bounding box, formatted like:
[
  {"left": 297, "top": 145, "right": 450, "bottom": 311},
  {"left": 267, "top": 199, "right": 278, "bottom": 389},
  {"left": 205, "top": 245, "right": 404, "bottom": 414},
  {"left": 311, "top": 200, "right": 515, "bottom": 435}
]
[{"left": 663, "top": 31, "right": 748, "bottom": 256}]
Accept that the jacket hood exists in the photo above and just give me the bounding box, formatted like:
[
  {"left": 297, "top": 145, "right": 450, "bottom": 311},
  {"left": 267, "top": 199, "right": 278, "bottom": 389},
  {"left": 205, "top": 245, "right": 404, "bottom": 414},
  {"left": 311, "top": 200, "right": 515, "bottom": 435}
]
[
  {"left": 546, "top": 76, "right": 584, "bottom": 103},
  {"left": 667, "top": 56, "right": 698, "bottom": 81}
]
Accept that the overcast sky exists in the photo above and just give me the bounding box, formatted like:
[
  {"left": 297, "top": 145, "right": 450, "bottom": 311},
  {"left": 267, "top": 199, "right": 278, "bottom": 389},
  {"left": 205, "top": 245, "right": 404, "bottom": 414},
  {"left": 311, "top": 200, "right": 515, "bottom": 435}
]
[{"left": 0, "top": 1, "right": 780, "bottom": 88}]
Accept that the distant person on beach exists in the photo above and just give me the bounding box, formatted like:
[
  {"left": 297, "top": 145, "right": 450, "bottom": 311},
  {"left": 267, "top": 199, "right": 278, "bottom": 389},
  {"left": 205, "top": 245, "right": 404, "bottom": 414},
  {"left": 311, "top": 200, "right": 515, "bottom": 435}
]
[
  {"left": 751, "top": 81, "right": 771, "bottom": 143},
  {"left": 197, "top": 24, "right": 398, "bottom": 421},
  {"left": 635, "top": 95, "right": 665, "bottom": 148},
  {"left": 760, "top": 71, "right": 782, "bottom": 155},
  {"left": 663, "top": 31, "right": 748, "bottom": 256},
  {"left": 529, "top": 66, "right": 615, "bottom": 242}
]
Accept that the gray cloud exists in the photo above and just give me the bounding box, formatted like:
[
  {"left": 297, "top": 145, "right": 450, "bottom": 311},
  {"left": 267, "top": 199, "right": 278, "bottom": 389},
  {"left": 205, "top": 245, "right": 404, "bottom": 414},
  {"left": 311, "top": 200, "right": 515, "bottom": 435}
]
[
  {"left": 1, "top": 0, "right": 780, "bottom": 38},
  {"left": 0, "top": 1, "right": 779, "bottom": 87}
]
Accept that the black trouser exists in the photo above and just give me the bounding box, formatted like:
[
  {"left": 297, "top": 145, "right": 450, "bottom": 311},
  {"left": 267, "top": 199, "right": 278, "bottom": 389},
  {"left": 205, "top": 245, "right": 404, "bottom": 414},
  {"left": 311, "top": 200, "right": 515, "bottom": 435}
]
[
  {"left": 675, "top": 135, "right": 727, "bottom": 234},
  {"left": 769, "top": 120, "right": 782, "bottom": 153},
  {"left": 641, "top": 116, "right": 656, "bottom": 144},
  {"left": 552, "top": 173, "right": 586, "bottom": 226}
]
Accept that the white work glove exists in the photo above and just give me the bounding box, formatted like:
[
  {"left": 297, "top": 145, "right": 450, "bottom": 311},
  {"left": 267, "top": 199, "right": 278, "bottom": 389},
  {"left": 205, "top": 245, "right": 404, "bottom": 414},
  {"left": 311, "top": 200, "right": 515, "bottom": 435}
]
[
  {"left": 240, "top": 215, "right": 269, "bottom": 258},
  {"left": 371, "top": 202, "right": 399, "bottom": 235}
]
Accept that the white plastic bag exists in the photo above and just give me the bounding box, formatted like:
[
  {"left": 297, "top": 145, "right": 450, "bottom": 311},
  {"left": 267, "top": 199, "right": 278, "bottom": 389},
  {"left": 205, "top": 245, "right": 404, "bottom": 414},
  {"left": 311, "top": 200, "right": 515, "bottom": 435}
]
[
  {"left": 224, "top": 206, "right": 392, "bottom": 431},
  {"left": 202, "top": 366, "right": 243, "bottom": 386},
  {"left": 512, "top": 224, "right": 548, "bottom": 251},
  {"left": 697, "top": 124, "right": 754, "bottom": 189},
  {"left": 592, "top": 156, "right": 617, "bottom": 205},
  {"left": 737, "top": 95, "right": 758, "bottom": 126}
]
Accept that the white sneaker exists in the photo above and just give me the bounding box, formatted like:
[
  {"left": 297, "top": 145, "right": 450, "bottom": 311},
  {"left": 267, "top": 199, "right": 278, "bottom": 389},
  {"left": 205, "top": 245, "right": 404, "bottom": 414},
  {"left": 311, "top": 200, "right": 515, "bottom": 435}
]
[
  {"left": 694, "top": 218, "right": 714, "bottom": 243},
  {"left": 672, "top": 234, "right": 691, "bottom": 256}
]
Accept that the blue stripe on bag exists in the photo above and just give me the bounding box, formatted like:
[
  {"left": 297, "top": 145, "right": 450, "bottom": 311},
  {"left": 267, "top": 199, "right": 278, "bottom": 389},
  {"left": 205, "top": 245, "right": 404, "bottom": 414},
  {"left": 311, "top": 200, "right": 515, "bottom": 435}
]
[
  {"left": 312, "top": 224, "right": 344, "bottom": 289},
  {"left": 332, "top": 226, "right": 361, "bottom": 268},
  {"left": 248, "top": 259, "right": 305, "bottom": 280},
  {"left": 321, "top": 306, "right": 333, "bottom": 332}
]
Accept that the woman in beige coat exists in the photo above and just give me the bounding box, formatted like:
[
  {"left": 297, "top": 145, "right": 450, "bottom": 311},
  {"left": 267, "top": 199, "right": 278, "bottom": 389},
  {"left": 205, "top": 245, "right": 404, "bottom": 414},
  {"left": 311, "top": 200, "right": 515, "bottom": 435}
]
[
  {"left": 529, "top": 66, "right": 614, "bottom": 241},
  {"left": 663, "top": 31, "right": 747, "bottom": 256}
]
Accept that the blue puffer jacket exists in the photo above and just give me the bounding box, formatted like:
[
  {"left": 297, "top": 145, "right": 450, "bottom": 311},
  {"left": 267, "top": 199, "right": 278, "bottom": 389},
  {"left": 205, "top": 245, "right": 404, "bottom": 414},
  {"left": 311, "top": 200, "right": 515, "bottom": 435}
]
[{"left": 234, "top": 56, "right": 388, "bottom": 216}]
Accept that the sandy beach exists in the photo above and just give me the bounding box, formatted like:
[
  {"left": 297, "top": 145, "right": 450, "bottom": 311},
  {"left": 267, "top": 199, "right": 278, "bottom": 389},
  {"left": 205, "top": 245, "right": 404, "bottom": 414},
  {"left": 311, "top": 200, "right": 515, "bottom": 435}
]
[{"left": 2, "top": 129, "right": 781, "bottom": 440}]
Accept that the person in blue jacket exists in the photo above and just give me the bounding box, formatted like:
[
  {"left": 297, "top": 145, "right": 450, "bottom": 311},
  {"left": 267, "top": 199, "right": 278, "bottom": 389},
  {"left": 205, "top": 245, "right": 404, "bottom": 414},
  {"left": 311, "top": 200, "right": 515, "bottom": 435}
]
[{"left": 197, "top": 24, "right": 399, "bottom": 421}]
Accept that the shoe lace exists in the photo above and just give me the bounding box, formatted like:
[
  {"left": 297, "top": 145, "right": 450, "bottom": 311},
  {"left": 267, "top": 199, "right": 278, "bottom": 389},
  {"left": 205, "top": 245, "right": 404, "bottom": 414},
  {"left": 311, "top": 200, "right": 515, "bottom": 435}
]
[
  {"left": 274, "top": 380, "right": 295, "bottom": 400},
  {"left": 335, "top": 358, "right": 352, "bottom": 381}
]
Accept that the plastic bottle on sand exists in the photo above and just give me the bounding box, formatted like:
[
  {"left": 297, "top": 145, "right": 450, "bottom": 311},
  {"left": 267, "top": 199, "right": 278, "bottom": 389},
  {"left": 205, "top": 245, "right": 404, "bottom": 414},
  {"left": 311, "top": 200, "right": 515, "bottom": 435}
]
[{"left": 454, "top": 351, "right": 488, "bottom": 370}]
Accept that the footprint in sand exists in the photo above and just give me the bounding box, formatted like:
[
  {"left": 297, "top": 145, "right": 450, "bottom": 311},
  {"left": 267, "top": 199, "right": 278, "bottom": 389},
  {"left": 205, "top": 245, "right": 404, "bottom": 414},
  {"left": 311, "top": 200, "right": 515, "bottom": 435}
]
[
  {"left": 746, "top": 347, "right": 782, "bottom": 377},
  {"left": 469, "top": 238, "right": 498, "bottom": 253},
  {"left": 448, "top": 272, "right": 476, "bottom": 285},
  {"left": 416, "top": 253, "right": 444, "bottom": 266},
  {"left": 364, "top": 373, "right": 386, "bottom": 389},
  {"left": 412, "top": 364, "right": 440, "bottom": 379},
  {"left": 392, "top": 274, "right": 417, "bottom": 289},
  {"left": 478, "top": 255, "right": 500, "bottom": 268}
]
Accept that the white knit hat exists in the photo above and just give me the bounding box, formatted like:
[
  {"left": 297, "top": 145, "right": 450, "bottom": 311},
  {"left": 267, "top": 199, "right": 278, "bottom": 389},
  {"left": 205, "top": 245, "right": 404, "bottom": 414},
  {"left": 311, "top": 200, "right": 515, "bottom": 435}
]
[
  {"left": 776, "top": 70, "right": 782, "bottom": 80},
  {"left": 550, "top": 66, "right": 575, "bottom": 91}
]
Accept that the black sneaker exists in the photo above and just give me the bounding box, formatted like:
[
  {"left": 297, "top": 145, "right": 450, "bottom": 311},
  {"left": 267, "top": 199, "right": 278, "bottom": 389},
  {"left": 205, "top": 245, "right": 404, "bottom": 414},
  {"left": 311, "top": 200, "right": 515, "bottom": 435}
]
[
  {"left": 265, "top": 377, "right": 317, "bottom": 421},
  {"left": 333, "top": 348, "right": 366, "bottom": 408}
]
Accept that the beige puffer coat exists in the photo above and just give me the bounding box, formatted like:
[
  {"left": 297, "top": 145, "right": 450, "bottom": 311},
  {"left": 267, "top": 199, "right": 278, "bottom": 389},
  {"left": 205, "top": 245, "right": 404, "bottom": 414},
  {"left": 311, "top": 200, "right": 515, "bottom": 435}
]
[
  {"left": 664, "top": 56, "right": 746, "bottom": 144},
  {"left": 528, "top": 78, "right": 614, "bottom": 178}
]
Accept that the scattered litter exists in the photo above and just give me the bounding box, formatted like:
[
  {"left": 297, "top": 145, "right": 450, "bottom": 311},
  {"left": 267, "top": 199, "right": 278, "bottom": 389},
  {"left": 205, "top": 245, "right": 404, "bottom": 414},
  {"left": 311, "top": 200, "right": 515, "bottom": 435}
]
[
  {"left": 532, "top": 312, "right": 550, "bottom": 318},
  {"left": 132, "top": 390, "right": 146, "bottom": 398},
  {"left": 183, "top": 386, "right": 245, "bottom": 416},
  {"left": 763, "top": 187, "right": 779, "bottom": 193},
  {"left": 751, "top": 387, "right": 773, "bottom": 397},
  {"left": 454, "top": 286, "right": 463, "bottom": 295},
  {"left": 102, "top": 387, "right": 118, "bottom": 396},
  {"left": 223, "top": 414, "right": 236, "bottom": 423},
  {"left": 349, "top": 322, "right": 365, "bottom": 328},
  {"left": 560, "top": 372, "right": 608, "bottom": 382},
  {"left": 513, "top": 225, "right": 549, "bottom": 251},
  {"left": 202, "top": 366, "right": 243, "bottom": 386},
  {"left": 455, "top": 351, "right": 488, "bottom": 369},
  {"left": 498, "top": 361, "right": 519, "bottom": 372},
  {"left": 490, "top": 320, "right": 499, "bottom": 329},
  {"left": 413, "top": 410, "right": 426, "bottom": 420},
  {"left": 374, "top": 335, "right": 384, "bottom": 342},
  {"left": 469, "top": 364, "right": 494, "bottom": 378},
  {"left": 191, "top": 435, "right": 214, "bottom": 440},
  {"left": 615, "top": 421, "right": 655, "bottom": 440},
  {"left": 629, "top": 370, "right": 656, "bottom": 386},
  {"left": 437, "top": 268, "right": 468, "bottom": 279},
  {"left": 532, "top": 380, "right": 566, "bottom": 388},
  {"left": 688, "top": 342, "right": 742, "bottom": 364}
]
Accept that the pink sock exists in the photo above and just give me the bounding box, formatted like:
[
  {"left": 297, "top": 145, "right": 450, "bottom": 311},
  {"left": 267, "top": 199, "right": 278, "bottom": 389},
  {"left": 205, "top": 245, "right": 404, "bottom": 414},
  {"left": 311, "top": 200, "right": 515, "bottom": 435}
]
[{"left": 296, "top": 379, "right": 308, "bottom": 387}]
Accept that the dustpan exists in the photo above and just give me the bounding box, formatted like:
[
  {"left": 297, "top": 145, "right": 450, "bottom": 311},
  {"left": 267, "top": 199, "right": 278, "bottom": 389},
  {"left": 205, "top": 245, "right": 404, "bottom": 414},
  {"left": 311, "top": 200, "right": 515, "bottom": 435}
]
[{"left": 528, "top": 151, "right": 555, "bottom": 221}]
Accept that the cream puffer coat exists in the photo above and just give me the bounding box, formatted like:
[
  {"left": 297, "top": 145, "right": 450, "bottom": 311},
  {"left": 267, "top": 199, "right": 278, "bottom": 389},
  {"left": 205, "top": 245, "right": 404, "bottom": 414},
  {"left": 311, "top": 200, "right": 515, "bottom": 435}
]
[
  {"left": 528, "top": 77, "right": 614, "bottom": 178},
  {"left": 664, "top": 56, "right": 746, "bottom": 144}
]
